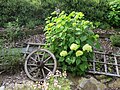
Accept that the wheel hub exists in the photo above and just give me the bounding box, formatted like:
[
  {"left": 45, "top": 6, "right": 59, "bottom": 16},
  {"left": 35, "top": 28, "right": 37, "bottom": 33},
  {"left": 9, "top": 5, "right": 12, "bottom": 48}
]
[{"left": 37, "top": 61, "right": 44, "bottom": 68}]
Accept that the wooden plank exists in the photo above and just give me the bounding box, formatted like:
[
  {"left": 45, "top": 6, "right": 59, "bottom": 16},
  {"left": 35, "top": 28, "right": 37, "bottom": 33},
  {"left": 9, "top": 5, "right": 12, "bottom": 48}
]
[
  {"left": 93, "top": 53, "right": 96, "bottom": 72},
  {"left": 104, "top": 53, "right": 107, "bottom": 73},
  {"left": 88, "top": 60, "right": 120, "bottom": 66},
  {"left": 23, "top": 44, "right": 30, "bottom": 58},
  {"left": 114, "top": 56, "right": 119, "bottom": 75},
  {"left": 88, "top": 71, "right": 120, "bottom": 77},
  {"left": 94, "top": 51, "right": 120, "bottom": 57},
  {"left": 28, "top": 42, "right": 46, "bottom": 46},
  {"left": 88, "top": 50, "right": 120, "bottom": 77}
]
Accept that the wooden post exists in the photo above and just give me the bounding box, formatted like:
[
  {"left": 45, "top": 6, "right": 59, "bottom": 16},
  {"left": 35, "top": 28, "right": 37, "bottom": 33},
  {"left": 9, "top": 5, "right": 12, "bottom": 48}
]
[{"left": 114, "top": 56, "right": 119, "bottom": 75}]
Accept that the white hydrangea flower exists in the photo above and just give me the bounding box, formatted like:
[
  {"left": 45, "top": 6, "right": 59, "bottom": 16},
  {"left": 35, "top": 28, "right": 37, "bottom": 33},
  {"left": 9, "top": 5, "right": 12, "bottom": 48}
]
[
  {"left": 70, "top": 43, "right": 80, "bottom": 51},
  {"left": 76, "top": 50, "right": 83, "bottom": 57},
  {"left": 82, "top": 44, "right": 92, "bottom": 52},
  {"left": 60, "top": 51, "right": 68, "bottom": 57}
]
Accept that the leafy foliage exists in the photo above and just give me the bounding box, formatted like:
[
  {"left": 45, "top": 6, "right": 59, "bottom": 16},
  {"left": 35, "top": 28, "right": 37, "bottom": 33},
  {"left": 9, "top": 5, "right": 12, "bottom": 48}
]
[
  {"left": 110, "top": 35, "right": 120, "bottom": 47},
  {"left": 0, "top": 46, "right": 22, "bottom": 70},
  {"left": 45, "top": 11, "right": 100, "bottom": 75},
  {"left": 4, "top": 20, "right": 25, "bottom": 42},
  {"left": 0, "top": 0, "right": 60, "bottom": 28},
  {"left": 0, "top": 29, "right": 22, "bottom": 70},
  {"left": 0, "top": 0, "right": 119, "bottom": 28},
  {"left": 59, "top": 0, "right": 109, "bottom": 23},
  {"left": 107, "top": 0, "right": 120, "bottom": 27}
]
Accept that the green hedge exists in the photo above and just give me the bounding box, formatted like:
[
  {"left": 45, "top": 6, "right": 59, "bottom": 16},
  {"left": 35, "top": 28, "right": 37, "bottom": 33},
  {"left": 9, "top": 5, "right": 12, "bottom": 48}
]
[
  {"left": 110, "top": 35, "right": 120, "bottom": 47},
  {"left": 107, "top": 0, "right": 120, "bottom": 27},
  {"left": 0, "top": 0, "right": 58, "bottom": 28},
  {"left": 0, "top": 0, "right": 119, "bottom": 28},
  {"left": 59, "top": 0, "right": 109, "bottom": 23}
]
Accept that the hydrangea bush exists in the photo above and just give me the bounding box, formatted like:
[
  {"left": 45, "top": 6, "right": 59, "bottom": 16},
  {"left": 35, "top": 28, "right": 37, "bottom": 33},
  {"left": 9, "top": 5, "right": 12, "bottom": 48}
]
[{"left": 44, "top": 11, "right": 100, "bottom": 75}]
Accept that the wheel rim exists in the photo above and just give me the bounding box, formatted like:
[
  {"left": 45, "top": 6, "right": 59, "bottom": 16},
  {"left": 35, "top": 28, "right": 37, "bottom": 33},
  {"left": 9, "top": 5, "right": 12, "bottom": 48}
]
[{"left": 24, "top": 49, "right": 57, "bottom": 81}]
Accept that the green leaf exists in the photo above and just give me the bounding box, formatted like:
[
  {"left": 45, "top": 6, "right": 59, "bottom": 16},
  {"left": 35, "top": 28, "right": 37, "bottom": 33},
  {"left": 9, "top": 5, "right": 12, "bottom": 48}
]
[
  {"left": 86, "top": 39, "right": 94, "bottom": 45},
  {"left": 95, "top": 42, "right": 101, "bottom": 49},
  {"left": 76, "top": 28, "right": 81, "bottom": 31},
  {"left": 80, "top": 64, "right": 85, "bottom": 71},
  {"left": 79, "top": 62, "right": 88, "bottom": 71},
  {"left": 69, "top": 37, "right": 74, "bottom": 43},
  {"left": 64, "top": 45, "right": 68, "bottom": 49},
  {"left": 62, "top": 64, "right": 67, "bottom": 71},
  {"left": 81, "top": 56, "right": 87, "bottom": 61},
  {"left": 76, "top": 58, "right": 81, "bottom": 65},
  {"left": 66, "top": 58, "right": 71, "bottom": 65},
  {"left": 71, "top": 57, "right": 76, "bottom": 64},
  {"left": 80, "top": 36, "right": 87, "bottom": 42},
  {"left": 75, "top": 39, "right": 80, "bottom": 44},
  {"left": 68, "top": 51, "right": 73, "bottom": 55},
  {"left": 59, "top": 57, "right": 64, "bottom": 62},
  {"left": 75, "top": 32, "right": 82, "bottom": 35}
]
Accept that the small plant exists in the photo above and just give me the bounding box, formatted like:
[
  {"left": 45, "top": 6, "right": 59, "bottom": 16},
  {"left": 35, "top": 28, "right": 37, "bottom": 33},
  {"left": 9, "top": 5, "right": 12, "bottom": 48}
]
[
  {"left": 11, "top": 70, "right": 71, "bottom": 90},
  {"left": 110, "top": 35, "right": 120, "bottom": 47},
  {"left": 0, "top": 38, "right": 22, "bottom": 71},
  {"left": 0, "top": 48, "right": 22, "bottom": 70},
  {"left": 4, "top": 21, "right": 24, "bottom": 42},
  {"left": 107, "top": 0, "right": 120, "bottom": 27},
  {"left": 44, "top": 11, "right": 100, "bottom": 75},
  {"left": 45, "top": 70, "right": 70, "bottom": 90}
]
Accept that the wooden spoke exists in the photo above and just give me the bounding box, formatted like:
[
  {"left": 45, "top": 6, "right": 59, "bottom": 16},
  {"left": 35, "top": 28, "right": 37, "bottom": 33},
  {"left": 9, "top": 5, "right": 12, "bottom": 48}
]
[
  {"left": 29, "top": 67, "right": 38, "bottom": 74},
  {"left": 30, "top": 56, "right": 37, "bottom": 62},
  {"left": 44, "top": 56, "right": 52, "bottom": 63},
  {"left": 42, "top": 69, "right": 46, "bottom": 78},
  {"left": 27, "top": 64, "right": 37, "bottom": 67},
  {"left": 37, "top": 54, "right": 40, "bottom": 61},
  {"left": 45, "top": 63, "right": 54, "bottom": 66},
  {"left": 44, "top": 66, "right": 52, "bottom": 72},
  {"left": 34, "top": 69, "right": 40, "bottom": 78},
  {"left": 45, "top": 65, "right": 54, "bottom": 68},
  {"left": 41, "top": 52, "right": 45, "bottom": 61}
]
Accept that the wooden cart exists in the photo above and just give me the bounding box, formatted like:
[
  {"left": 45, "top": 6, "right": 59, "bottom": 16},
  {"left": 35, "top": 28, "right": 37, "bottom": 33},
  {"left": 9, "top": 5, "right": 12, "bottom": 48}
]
[{"left": 22, "top": 42, "right": 57, "bottom": 81}]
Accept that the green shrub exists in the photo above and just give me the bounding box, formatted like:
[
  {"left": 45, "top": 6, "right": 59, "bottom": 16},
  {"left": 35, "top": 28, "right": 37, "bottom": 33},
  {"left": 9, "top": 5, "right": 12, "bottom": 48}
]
[
  {"left": 4, "top": 21, "right": 25, "bottom": 42},
  {"left": 59, "top": 0, "right": 109, "bottom": 23},
  {"left": 107, "top": 0, "right": 120, "bottom": 27},
  {"left": 0, "top": 0, "right": 42, "bottom": 28},
  {"left": 0, "top": 0, "right": 59, "bottom": 28},
  {"left": 44, "top": 11, "right": 100, "bottom": 75},
  {"left": 0, "top": 47, "right": 22, "bottom": 70},
  {"left": 0, "top": 38, "right": 22, "bottom": 70},
  {"left": 110, "top": 35, "right": 120, "bottom": 47}
]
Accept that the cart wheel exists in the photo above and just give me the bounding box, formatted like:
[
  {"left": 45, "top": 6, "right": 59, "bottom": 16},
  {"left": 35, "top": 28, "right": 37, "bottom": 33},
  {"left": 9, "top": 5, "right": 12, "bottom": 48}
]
[{"left": 24, "top": 49, "right": 57, "bottom": 81}]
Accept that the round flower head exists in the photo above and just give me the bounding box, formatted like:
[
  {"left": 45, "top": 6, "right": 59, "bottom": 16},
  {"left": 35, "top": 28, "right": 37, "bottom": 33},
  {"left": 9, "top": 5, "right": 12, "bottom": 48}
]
[
  {"left": 72, "top": 23, "right": 76, "bottom": 27},
  {"left": 60, "top": 51, "right": 68, "bottom": 57},
  {"left": 70, "top": 43, "right": 80, "bottom": 51},
  {"left": 95, "top": 34, "right": 99, "bottom": 38},
  {"left": 82, "top": 44, "right": 92, "bottom": 52},
  {"left": 76, "top": 50, "right": 83, "bottom": 57}
]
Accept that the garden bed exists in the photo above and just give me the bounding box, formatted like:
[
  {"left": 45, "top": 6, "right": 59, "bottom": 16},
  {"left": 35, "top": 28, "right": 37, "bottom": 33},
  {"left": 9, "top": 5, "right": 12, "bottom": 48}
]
[{"left": 0, "top": 28, "right": 120, "bottom": 90}]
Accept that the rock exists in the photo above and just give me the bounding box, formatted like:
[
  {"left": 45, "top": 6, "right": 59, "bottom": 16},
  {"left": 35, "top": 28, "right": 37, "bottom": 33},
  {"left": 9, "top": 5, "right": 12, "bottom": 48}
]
[
  {"left": 95, "top": 75, "right": 113, "bottom": 84},
  {"left": 108, "top": 78, "right": 120, "bottom": 88},
  {"left": 0, "top": 86, "right": 5, "bottom": 90},
  {"left": 95, "top": 75, "right": 107, "bottom": 80},
  {"left": 77, "top": 77, "right": 106, "bottom": 90}
]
